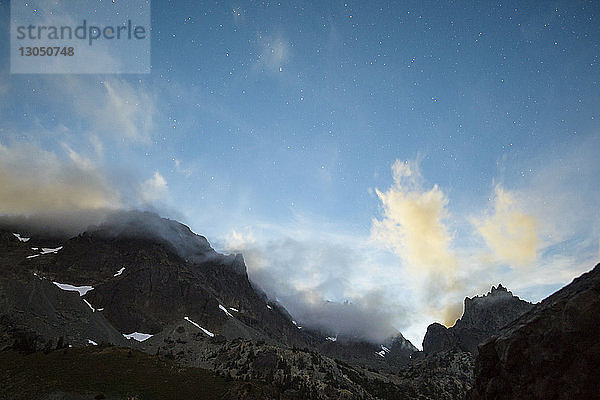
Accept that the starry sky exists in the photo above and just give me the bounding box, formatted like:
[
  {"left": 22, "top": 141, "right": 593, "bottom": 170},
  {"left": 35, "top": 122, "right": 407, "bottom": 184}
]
[{"left": 1, "top": 1, "right": 599, "bottom": 346}]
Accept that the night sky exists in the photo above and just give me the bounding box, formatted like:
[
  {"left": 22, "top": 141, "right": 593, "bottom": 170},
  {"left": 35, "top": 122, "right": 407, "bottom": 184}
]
[{"left": 1, "top": 1, "right": 599, "bottom": 345}]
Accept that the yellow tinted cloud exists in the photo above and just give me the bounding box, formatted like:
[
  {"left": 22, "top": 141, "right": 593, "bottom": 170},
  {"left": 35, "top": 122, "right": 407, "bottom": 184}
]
[
  {"left": 0, "top": 143, "right": 121, "bottom": 214},
  {"left": 371, "top": 160, "right": 462, "bottom": 326},
  {"left": 371, "top": 160, "right": 458, "bottom": 272},
  {"left": 474, "top": 185, "right": 539, "bottom": 266}
]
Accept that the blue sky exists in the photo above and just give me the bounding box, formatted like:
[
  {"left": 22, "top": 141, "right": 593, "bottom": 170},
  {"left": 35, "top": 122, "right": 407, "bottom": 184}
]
[{"left": 1, "top": 0, "right": 599, "bottom": 345}]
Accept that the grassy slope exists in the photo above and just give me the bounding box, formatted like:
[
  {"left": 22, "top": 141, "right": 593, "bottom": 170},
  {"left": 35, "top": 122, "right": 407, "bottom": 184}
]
[{"left": 0, "top": 346, "right": 232, "bottom": 400}]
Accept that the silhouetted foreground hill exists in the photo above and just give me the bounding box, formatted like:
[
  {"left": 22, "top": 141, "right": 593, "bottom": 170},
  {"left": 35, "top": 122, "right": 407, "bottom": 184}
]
[{"left": 468, "top": 263, "right": 600, "bottom": 400}]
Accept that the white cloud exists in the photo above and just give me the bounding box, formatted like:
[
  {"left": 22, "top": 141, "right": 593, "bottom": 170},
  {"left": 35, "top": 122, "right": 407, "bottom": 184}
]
[
  {"left": 63, "top": 144, "right": 95, "bottom": 171},
  {"left": 59, "top": 77, "right": 156, "bottom": 143},
  {"left": 173, "top": 158, "right": 193, "bottom": 177},
  {"left": 140, "top": 171, "right": 168, "bottom": 203},
  {"left": 98, "top": 80, "right": 155, "bottom": 143},
  {"left": 223, "top": 223, "right": 410, "bottom": 343},
  {"left": 218, "top": 142, "right": 600, "bottom": 347},
  {"left": 255, "top": 34, "right": 291, "bottom": 73}
]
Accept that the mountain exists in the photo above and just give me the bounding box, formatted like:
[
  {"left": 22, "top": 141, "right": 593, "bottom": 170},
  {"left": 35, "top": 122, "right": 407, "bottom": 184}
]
[
  {"left": 1, "top": 212, "right": 306, "bottom": 349},
  {"left": 468, "top": 263, "right": 600, "bottom": 400},
  {"left": 0, "top": 211, "right": 422, "bottom": 399},
  {"left": 422, "top": 284, "right": 534, "bottom": 355}
]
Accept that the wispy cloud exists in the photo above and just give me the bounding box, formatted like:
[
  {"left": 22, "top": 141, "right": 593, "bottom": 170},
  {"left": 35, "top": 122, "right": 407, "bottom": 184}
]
[
  {"left": 255, "top": 34, "right": 291, "bottom": 74},
  {"left": 99, "top": 80, "right": 155, "bottom": 142},
  {"left": 58, "top": 77, "right": 156, "bottom": 144}
]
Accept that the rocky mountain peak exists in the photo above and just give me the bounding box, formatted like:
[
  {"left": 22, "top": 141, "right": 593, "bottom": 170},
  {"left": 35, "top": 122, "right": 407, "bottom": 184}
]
[
  {"left": 90, "top": 210, "right": 217, "bottom": 263},
  {"left": 490, "top": 283, "right": 507, "bottom": 294},
  {"left": 423, "top": 284, "right": 534, "bottom": 355}
]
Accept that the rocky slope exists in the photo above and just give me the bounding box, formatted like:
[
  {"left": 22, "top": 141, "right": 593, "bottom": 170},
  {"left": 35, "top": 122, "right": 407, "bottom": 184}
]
[
  {"left": 422, "top": 284, "right": 534, "bottom": 355},
  {"left": 0, "top": 231, "right": 129, "bottom": 352},
  {"left": 468, "top": 263, "right": 600, "bottom": 400},
  {"left": 141, "top": 318, "right": 473, "bottom": 399}
]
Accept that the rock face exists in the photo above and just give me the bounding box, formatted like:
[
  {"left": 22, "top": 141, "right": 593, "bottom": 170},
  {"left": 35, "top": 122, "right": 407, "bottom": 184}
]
[
  {"left": 0, "top": 231, "right": 129, "bottom": 352},
  {"left": 469, "top": 263, "right": 600, "bottom": 400},
  {"left": 423, "top": 284, "right": 534, "bottom": 354}
]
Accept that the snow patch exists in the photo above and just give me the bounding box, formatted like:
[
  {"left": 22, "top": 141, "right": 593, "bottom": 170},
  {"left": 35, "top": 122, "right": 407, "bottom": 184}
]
[
  {"left": 376, "top": 350, "right": 386, "bottom": 358},
  {"left": 113, "top": 267, "right": 125, "bottom": 277},
  {"left": 219, "top": 304, "right": 233, "bottom": 317},
  {"left": 229, "top": 307, "right": 239, "bottom": 312},
  {"left": 183, "top": 316, "right": 214, "bottom": 337},
  {"left": 40, "top": 246, "right": 63, "bottom": 254},
  {"left": 326, "top": 336, "right": 337, "bottom": 342},
  {"left": 27, "top": 246, "right": 63, "bottom": 259},
  {"left": 83, "top": 299, "right": 95, "bottom": 312},
  {"left": 381, "top": 345, "right": 390, "bottom": 353},
  {"left": 266, "top": 304, "right": 272, "bottom": 310},
  {"left": 87, "top": 339, "right": 98, "bottom": 346},
  {"left": 13, "top": 233, "right": 30, "bottom": 242},
  {"left": 123, "top": 332, "right": 153, "bottom": 342},
  {"left": 52, "top": 282, "right": 94, "bottom": 296}
]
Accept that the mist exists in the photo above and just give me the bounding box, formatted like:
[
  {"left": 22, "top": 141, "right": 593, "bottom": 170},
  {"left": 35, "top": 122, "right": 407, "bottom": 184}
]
[{"left": 225, "top": 232, "right": 410, "bottom": 344}]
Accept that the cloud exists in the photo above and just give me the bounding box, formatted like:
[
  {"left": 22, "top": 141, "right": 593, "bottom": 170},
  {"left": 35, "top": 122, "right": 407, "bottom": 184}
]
[
  {"left": 172, "top": 158, "right": 193, "bottom": 177},
  {"left": 140, "top": 172, "right": 169, "bottom": 203},
  {"left": 63, "top": 144, "right": 94, "bottom": 171},
  {"left": 100, "top": 81, "right": 155, "bottom": 142},
  {"left": 62, "top": 77, "right": 156, "bottom": 143},
  {"left": 0, "top": 140, "right": 173, "bottom": 236},
  {"left": 224, "top": 227, "right": 406, "bottom": 343},
  {"left": 220, "top": 143, "right": 599, "bottom": 346},
  {"left": 370, "top": 160, "right": 461, "bottom": 326},
  {"left": 371, "top": 160, "right": 457, "bottom": 271},
  {"left": 0, "top": 142, "right": 121, "bottom": 215},
  {"left": 255, "top": 34, "right": 291, "bottom": 73},
  {"left": 473, "top": 185, "right": 540, "bottom": 267}
]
